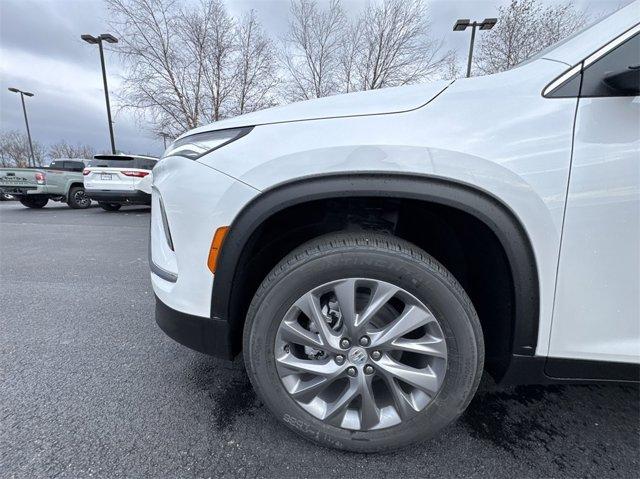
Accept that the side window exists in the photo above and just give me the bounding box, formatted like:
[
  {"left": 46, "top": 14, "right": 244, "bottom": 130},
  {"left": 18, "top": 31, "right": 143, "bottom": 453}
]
[
  {"left": 49, "top": 161, "right": 59, "bottom": 170},
  {"left": 581, "top": 33, "right": 639, "bottom": 98},
  {"left": 66, "top": 161, "right": 84, "bottom": 172}
]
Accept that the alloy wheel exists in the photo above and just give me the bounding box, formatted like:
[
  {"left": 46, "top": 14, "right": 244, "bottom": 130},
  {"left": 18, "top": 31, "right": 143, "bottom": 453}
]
[
  {"left": 274, "top": 278, "right": 447, "bottom": 431},
  {"left": 75, "top": 190, "right": 90, "bottom": 208}
]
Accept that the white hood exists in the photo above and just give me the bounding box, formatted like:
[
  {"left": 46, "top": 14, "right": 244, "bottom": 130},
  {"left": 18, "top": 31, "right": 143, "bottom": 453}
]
[{"left": 181, "top": 80, "right": 452, "bottom": 138}]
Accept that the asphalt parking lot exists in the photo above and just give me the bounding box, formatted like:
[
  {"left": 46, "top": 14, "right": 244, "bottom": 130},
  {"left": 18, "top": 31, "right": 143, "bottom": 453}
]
[{"left": 1, "top": 201, "right": 638, "bottom": 478}]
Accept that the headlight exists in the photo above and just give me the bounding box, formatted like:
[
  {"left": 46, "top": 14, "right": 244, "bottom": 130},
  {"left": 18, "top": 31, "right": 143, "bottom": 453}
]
[{"left": 162, "top": 127, "right": 253, "bottom": 160}]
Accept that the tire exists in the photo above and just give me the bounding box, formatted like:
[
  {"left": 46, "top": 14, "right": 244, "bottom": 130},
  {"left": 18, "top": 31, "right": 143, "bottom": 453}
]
[
  {"left": 68, "top": 186, "right": 91, "bottom": 209},
  {"left": 19, "top": 196, "right": 48, "bottom": 209},
  {"left": 98, "top": 202, "right": 122, "bottom": 211},
  {"left": 244, "top": 233, "right": 484, "bottom": 453}
]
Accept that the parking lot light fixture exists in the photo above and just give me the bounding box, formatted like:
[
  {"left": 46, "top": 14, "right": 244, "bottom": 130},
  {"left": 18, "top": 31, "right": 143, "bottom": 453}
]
[
  {"left": 82, "top": 32, "right": 119, "bottom": 154},
  {"left": 99, "top": 33, "right": 118, "bottom": 44},
  {"left": 453, "top": 19, "right": 470, "bottom": 32},
  {"left": 480, "top": 18, "right": 498, "bottom": 30},
  {"left": 7, "top": 87, "right": 36, "bottom": 167},
  {"left": 453, "top": 17, "right": 498, "bottom": 78},
  {"left": 80, "top": 34, "right": 99, "bottom": 44}
]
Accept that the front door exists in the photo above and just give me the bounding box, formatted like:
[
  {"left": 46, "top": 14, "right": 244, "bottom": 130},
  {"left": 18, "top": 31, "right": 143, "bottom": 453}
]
[{"left": 549, "top": 31, "right": 639, "bottom": 366}]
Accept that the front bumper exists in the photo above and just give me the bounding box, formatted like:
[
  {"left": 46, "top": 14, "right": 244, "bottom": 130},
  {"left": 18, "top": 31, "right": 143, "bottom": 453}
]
[
  {"left": 155, "top": 294, "right": 232, "bottom": 358},
  {"left": 85, "top": 189, "right": 151, "bottom": 205}
]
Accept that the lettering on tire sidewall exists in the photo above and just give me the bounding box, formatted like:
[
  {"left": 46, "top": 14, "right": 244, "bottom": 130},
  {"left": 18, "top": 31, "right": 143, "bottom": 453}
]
[{"left": 283, "top": 413, "right": 344, "bottom": 449}]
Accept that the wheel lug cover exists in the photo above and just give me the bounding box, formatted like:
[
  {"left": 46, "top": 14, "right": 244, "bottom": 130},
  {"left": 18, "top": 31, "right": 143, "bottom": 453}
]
[
  {"left": 359, "top": 336, "right": 370, "bottom": 347},
  {"left": 364, "top": 365, "right": 374, "bottom": 375},
  {"left": 340, "top": 338, "right": 351, "bottom": 349},
  {"left": 371, "top": 350, "right": 381, "bottom": 360},
  {"left": 335, "top": 354, "right": 345, "bottom": 364},
  {"left": 346, "top": 366, "right": 357, "bottom": 377}
]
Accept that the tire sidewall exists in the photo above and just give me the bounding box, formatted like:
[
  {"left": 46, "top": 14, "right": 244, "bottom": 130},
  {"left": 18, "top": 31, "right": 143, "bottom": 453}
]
[{"left": 244, "top": 240, "right": 482, "bottom": 452}]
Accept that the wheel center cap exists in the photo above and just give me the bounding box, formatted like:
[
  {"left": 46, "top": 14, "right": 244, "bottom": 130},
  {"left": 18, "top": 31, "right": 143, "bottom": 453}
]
[{"left": 348, "top": 347, "right": 367, "bottom": 365}]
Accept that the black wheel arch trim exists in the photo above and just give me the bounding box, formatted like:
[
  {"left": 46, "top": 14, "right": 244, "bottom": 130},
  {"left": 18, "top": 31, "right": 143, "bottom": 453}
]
[
  {"left": 156, "top": 293, "right": 232, "bottom": 358},
  {"left": 211, "top": 173, "right": 540, "bottom": 359}
]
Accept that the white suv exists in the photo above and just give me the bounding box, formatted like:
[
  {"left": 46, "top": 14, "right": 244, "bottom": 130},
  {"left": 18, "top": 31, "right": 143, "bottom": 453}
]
[
  {"left": 84, "top": 154, "right": 158, "bottom": 211},
  {"left": 150, "top": 4, "right": 639, "bottom": 453}
]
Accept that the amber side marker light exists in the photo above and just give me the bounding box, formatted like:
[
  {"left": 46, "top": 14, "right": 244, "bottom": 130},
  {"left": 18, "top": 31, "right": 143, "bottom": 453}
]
[{"left": 207, "top": 226, "right": 229, "bottom": 273}]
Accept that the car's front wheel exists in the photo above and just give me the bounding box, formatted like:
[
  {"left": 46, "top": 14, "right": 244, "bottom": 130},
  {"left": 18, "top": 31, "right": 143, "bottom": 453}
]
[{"left": 244, "top": 233, "right": 484, "bottom": 452}]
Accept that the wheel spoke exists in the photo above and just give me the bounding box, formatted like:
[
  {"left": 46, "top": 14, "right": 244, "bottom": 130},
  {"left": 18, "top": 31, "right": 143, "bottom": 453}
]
[
  {"left": 382, "top": 375, "right": 418, "bottom": 420},
  {"left": 276, "top": 353, "right": 342, "bottom": 377},
  {"left": 358, "top": 374, "right": 380, "bottom": 430},
  {"left": 332, "top": 279, "right": 357, "bottom": 334},
  {"left": 355, "top": 282, "right": 399, "bottom": 331},
  {"left": 323, "top": 380, "right": 359, "bottom": 421},
  {"left": 280, "top": 320, "right": 324, "bottom": 349},
  {"left": 391, "top": 336, "right": 447, "bottom": 358},
  {"left": 376, "top": 356, "right": 440, "bottom": 396},
  {"left": 289, "top": 376, "right": 334, "bottom": 402},
  {"left": 294, "top": 293, "right": 341, "bottom": 351},
  {"left": 372, "top": 305, "right": 435, "bottom": 347}
]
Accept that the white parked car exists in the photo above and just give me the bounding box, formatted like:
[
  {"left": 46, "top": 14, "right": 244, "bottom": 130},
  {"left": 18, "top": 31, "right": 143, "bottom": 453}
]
[
  {"left": 84, "top": 154, "right": 158, "bottom": 211},
  {"left": 150, "top": 4, "right": 639, "bottom": 453}
]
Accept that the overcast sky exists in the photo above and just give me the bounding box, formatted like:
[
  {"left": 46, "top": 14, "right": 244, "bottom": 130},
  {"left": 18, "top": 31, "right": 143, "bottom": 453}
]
[{"left": 0, "top": 0, "right": 630, "bottom": 157}]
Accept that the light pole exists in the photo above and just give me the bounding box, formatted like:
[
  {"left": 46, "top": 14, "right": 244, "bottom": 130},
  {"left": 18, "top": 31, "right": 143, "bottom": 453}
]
[
  {"left": 8, "top": 87, "right": 36, "bottom": 167},
  {"left": 81, "top": 33, "right": 118, "bottom": 154},
  {"left": 453, "top": 18, "right": 497, "bottom": 78},
  {"left": 159, "top": 132, "right": 171, "bottom": 149}
]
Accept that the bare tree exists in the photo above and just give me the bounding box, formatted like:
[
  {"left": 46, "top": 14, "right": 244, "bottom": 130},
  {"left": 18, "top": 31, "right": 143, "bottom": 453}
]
[
  {"left": 285, "top": 0, "right": 456, "bottom": 97},
  {"left": 109, "top": 0, "right": 459, "bottom": 136},
  {"left": 0, "top": 130, "right": 45, "bottom": 167},
  {"left": 107, "top": 0, "right": 215, "bottom": 137},
  {"left": 108, "top": 0, "right": 281, "bottom": 135},
  {"left": 194, "top": 0, "right": 237, "bottom": 121},
  {"left": 48, "top": 141, "right": 96, "bottom": 160},
  {"left": 474, "top": 0, "right": 588, "bottom": 75},
  {"left": 339, "top": 17, "right": 364, "bottom": 93},
  {"left": 442, "top": 52, "right": 461, "bottom": 80},
  {"left": 282, "top": 0, "right": 346, "bottom": 100},
  {"left": 349, "top": 0, "right": 456, "bottom": 90},
  {"left": 233, "top": 10, "right": 280, "bottom": 115}
]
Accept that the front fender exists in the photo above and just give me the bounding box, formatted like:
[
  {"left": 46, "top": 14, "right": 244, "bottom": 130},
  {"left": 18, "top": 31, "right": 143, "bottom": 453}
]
[{"left": 200, "top": 59, "right": 575, "bottom": 357}]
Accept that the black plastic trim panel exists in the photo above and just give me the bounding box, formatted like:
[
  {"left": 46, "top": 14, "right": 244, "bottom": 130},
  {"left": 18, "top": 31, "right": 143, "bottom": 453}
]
[
  {"left": 500, "top": 355, "right": 640, "bottom": 385},
  {"left": 155, "top": 294, "right": 232, "bottom": 359},
  {"left": 85, "top": 189, "right": 151, "bottom": 205}
]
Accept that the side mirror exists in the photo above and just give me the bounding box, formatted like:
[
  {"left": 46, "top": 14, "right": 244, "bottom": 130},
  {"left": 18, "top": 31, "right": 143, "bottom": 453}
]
[{"left": 603, "top": 65, "right": 640, "bottom": 96}]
